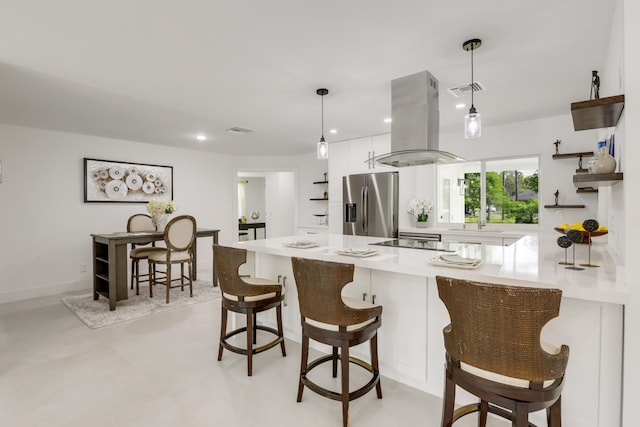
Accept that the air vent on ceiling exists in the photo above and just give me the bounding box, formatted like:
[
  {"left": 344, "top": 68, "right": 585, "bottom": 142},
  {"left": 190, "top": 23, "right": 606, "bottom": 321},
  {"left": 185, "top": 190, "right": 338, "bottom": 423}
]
[
  {"left": 225, "top": 126, "right": 254, "bottom": 134},
  {"left": 447, "top": 81, "right": 486, "bottom": 98}
]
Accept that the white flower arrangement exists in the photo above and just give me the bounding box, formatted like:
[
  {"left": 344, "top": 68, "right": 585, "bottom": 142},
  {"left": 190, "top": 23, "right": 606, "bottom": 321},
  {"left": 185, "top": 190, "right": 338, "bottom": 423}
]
[
  {"left": 147, "top": 198, "right": 176, "bottom": 215},
  {"left": 407, "top": 199, "right": 433, "bottom": 221}
]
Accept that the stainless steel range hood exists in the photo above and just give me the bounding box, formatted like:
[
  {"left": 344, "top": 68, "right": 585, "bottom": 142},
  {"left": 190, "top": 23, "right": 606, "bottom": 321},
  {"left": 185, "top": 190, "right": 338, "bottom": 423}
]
[{"left": 373, "top": 71, "right": 464, "bottom": 167}]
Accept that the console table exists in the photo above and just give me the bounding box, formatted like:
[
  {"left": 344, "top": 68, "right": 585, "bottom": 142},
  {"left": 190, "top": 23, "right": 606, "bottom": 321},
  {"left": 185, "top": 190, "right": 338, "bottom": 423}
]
[
  {"left": 91, "top": 228, "right": 219, "bottom": 310},
  {"left": 239, "top": 222, "right": 266, "bottom": 240}
]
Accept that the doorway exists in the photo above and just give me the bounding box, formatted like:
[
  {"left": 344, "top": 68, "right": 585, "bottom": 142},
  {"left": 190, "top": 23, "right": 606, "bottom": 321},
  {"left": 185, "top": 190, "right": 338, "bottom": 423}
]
[{"left": 235, "top": 170, "right": 297, "bottom": 241}]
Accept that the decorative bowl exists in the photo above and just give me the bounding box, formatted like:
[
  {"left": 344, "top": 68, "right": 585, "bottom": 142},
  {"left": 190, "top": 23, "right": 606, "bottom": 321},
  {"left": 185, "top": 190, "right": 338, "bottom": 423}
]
[{"left": 553, "top": 227, "right": 608, "bottom": 243}]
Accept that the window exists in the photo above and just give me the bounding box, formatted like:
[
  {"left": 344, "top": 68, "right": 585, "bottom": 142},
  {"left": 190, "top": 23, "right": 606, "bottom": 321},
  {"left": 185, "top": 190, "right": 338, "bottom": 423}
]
[{"left": 437, "top": 156, "right": 539, "bottom": 225}]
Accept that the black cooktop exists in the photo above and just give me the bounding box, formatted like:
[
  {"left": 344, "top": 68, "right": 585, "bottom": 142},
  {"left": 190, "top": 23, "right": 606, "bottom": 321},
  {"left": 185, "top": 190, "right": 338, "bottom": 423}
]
[{"left": 370, "top": 239, "right": 459, "bottom": 252}]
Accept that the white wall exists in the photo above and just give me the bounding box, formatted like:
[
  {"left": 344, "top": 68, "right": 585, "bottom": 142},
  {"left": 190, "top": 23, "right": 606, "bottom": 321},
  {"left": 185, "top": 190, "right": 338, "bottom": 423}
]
[
  {"left": 622, "top": 0, "right": 640, "bottom": 424},
  {"left": 0, "top": 123, "right": 234, "bottom": 303}
]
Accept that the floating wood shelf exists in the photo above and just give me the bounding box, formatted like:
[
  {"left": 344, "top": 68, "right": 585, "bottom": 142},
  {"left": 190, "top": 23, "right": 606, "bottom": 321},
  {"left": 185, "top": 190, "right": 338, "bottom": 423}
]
[
  {"left": 310, "top": 198, "right": 328, "bottom": 201},
  {"left": 573, "top": 172, "right": 623, "bottom": 187},
  {"left": 571, "top": 94, "right": 625, "bottom": 131},
  {"left": 576, "top": 188, "right": 599, "bottom": 193},
  {"left": 552, "top": 151, "right": 594, "bottom": 159},
  {"left": 544, "top": 204, "right": 586, "bottom": 209}
]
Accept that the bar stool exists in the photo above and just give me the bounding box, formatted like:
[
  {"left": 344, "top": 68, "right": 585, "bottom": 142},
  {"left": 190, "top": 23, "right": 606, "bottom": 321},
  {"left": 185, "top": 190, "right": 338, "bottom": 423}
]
[
  {"left": 436, "top": 276, "right": 569, "bottom": 427},
  {"left": 148, "top": 215, "right": 196, "bottom": 304},
  {"left": 291, "top": 257, "right": 382, "bottom": 427},
  {"left": 127, "top": 214, "right": 165, "bottom": 295},
  {"left": 213, "top": 244, "right": 286, "bottom": 376}
]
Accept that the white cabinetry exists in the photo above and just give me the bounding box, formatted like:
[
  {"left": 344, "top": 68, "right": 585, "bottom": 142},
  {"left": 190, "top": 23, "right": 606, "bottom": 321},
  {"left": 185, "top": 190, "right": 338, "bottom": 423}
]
[
  {"left": 348, "top": 134, "right": 392, "bottom": 174},
  {"left": 328, "top": 141, "right": 349, "bottom": 204},
  {"left": 341, "top": 267, "right": 428, "bottom": 386},
  {"left": 329, "top": 134, "right": 392, "bottom": 202},
  {"left": 297, "top": 226, "right": 329, "bottom": 235},
  {"left": 328, "top": 135, "right": 392, "bottom": 232},
  {"left": 440, "top": 233, "right": 503, "bottom": 246}
]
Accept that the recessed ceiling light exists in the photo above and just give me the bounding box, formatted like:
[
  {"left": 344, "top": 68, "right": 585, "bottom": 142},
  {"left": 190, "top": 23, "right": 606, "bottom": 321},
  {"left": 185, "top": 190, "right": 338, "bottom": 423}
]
[
  {"left": 384, "top": 118, "right": 392, "bottom": 123},
  {"left": 329, "top": 129, "right": 337, "bottom": 134},
  {"left": 196, "top": 134, "right": 207, "bottom": 141},
  {"left": 455, "top": 103, "right": 466, "bottom": 109}
]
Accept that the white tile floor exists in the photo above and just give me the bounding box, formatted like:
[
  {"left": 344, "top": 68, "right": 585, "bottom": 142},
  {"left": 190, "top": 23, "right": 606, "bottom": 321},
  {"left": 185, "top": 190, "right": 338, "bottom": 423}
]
[{"left": 0, "top": 292, "right": 506, "bottom": 427}]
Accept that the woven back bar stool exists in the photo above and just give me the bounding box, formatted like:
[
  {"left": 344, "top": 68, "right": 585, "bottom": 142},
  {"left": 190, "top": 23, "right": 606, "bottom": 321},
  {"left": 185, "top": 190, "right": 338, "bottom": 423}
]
[
  {"left": 291, "top": 257, "right": 382, "bottom": 427},
  {"left": 213, "top": 244, "right": 286, "bottom": 376},
  {"left": 436, "top": 276, "right": 569, "bottom": 427}
]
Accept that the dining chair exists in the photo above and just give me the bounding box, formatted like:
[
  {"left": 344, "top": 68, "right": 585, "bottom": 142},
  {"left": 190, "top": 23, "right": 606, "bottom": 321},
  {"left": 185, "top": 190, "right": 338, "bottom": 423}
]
[
  {"left": 213, "top": 244, "right": 286, "bottom": 376},
  {"left": 291, "top": 257, "right": 383, "bottom": 427},
  {"left": 148, "top": 215, "right": 197, "bottom": 303},
  {"left": 436, "top": 275, "right": 569, "bottom": 427},
  {"left": 127, "top": 214, "right": 165, "bottom": 295}
]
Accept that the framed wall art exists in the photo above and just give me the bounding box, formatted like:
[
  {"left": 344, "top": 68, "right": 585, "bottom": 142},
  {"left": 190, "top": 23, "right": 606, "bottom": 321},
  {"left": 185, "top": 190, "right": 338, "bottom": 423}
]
[{"left": 84, "top": 158, "right": 173, "bottom": 203}]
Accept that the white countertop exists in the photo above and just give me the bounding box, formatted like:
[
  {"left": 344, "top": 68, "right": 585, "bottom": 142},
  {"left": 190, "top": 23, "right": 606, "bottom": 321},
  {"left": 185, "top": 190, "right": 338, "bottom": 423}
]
[{"left": 232, "top": 232, "right": 627, "bottom": 305}]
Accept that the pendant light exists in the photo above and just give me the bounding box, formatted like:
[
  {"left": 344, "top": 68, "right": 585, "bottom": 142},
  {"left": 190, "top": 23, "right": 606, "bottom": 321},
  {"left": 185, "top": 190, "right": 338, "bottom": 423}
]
[
  {"left": 316, "top": 88, "right": 329, "bottom": 159},
  {"left": 463, "top": 39, "right": 482, "bottom": 139}
]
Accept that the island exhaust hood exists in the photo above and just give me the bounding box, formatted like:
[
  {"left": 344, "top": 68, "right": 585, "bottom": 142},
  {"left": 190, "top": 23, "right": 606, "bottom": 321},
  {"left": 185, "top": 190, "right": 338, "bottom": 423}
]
[{"left": 373, "top": 70, "right": 464, "bottom": 167}]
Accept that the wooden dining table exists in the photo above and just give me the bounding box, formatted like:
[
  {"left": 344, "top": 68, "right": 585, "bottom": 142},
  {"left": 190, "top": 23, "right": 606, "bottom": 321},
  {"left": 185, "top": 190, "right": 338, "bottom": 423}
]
[{"left": 91, "top": 228, "right": 219, "bottom": 310}]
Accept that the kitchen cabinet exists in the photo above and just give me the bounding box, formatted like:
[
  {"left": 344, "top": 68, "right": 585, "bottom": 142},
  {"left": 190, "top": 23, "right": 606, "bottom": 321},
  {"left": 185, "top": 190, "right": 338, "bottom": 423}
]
[
  {"left": 297, "top": 226, "right": 328, "bottom": 235},
  {"left": 440, "top": 233, "right": 503, "bottom": 246},
  {"left": 328, "top": 201, "right": 342, "bottom": 234},
  {"left": 328, "top": 141, "right": 348, "bottom": 203},
  {"left": 348, "top": 134, "right": 392, "bottom": 174},
  {"left": 342, "top": 267, "right": 428, "bottom": 385},
  {"left": 328, "top": 134, "right": 392, "bottom": 206}
]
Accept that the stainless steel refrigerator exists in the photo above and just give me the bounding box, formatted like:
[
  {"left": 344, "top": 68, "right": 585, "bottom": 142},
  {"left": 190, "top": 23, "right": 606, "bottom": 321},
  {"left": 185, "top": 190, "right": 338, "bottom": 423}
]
[{"left": 343, "top": 172, "right": 399, "bottom": 238}]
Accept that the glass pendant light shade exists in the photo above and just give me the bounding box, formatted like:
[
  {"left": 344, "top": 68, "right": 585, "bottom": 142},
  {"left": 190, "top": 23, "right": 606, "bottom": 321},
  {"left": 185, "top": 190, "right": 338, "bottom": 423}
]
[
  {"left": 317, "top": 137, "right": 328, "bottom": 159},
  {"left": 316, "top": 88, "right": 329, "bottom": 159},
  {"left": 464, "top": 107, "right": 481, "bottom": 139},
  {"left": 463, "top": 39, "right": 482, "bottom": 139}
]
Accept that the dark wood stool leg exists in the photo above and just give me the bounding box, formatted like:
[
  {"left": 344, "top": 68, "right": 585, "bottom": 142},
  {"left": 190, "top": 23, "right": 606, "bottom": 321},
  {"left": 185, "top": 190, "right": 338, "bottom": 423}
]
[
  {"left": 514, "top": 402, "right": 528, "bottom": 427},
  {"left": 441, "top": 369, "right": 456, "bottom": 427},
  {"left": 247, "top": 311, "right": 254, "bottom": 376},
  {"left": 149, "top": 262, "right": 154, "bottom": 298},
  {"left": 478, "top": 400, "right": 488, "bottom": 427},
  {"left": 332, "top": 346, "right": 339, "bottom": 378},
  {"left": 180, "top": 263, "right": 185, "bottom": 290},
  {"left": 188, "top": 261, "right": 193, "bottom": 297},
  {"left": 135, "top": 259, "right": 141, "bottom": 295},
  {"left": 253, "top": 312, "right": 258, "bottom": 345},
  {"left": 218, "top": 306, "right": 227, "bottom": 361},
  {"left": 298, "top": 334, "right": 309, "bottom": 402},
  {"left": 341, "top": 342, "right": 350, "bottom": 427},
  {"left": 370, "top": 332, "right": 382, "bottom": 398},
  {"left": 276, "top": 303, "right": 286, "bottom": 356},
  {"left": 131, "top": 259, "right": 135, "bottom": 290},
  {"left": 547, "top": 396, "right": 561, "bottom": 427},
  {"left": 166, "top": 263, "right": 171, "bottom": 303}
]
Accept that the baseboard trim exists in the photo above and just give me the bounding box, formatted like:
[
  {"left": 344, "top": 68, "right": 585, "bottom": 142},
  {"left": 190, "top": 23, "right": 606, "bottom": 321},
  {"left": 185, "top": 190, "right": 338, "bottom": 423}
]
[{"left": 0, "top": 279, "right": 92, "bottom": 304}]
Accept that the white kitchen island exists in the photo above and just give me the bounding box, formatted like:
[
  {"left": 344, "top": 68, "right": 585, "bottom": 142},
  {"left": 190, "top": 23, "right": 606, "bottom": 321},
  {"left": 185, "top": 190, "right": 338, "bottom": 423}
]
[{"left": 231, "top": 232, "right": 626, "bottom": 427}]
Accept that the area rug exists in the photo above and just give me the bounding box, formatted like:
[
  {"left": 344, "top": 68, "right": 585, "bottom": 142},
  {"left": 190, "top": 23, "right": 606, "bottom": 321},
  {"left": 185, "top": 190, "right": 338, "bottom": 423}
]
[{"left": 62, "top": 280, "right": 220, "bottom": 329}]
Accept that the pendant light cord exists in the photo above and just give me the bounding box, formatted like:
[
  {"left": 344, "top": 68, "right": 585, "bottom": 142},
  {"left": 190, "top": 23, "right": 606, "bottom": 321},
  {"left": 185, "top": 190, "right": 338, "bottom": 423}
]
[
  {"left": 321, "top": 94, "right": 324, "bottom": 140},
  {"left": 470, "top": 46, "right": 474, "bottom": 108}
]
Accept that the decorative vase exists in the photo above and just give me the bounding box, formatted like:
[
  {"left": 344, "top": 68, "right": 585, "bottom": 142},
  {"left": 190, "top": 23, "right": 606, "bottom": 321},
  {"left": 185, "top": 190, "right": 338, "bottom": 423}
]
[
  {"left": 416, "top": 214, "right": 428, "bottom": 228},
  {"left": 592, "top": 144, "right": 616, "bottom": 174},
  {"left": 152, "top": 214, "right": 168, "bottom": 231}
]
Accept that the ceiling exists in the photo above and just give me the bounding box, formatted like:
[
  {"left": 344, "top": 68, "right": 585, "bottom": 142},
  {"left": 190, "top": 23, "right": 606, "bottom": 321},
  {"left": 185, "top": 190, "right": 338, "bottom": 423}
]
[{"left": 0, "top": 0, "right": 617, "bottom": 156}]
